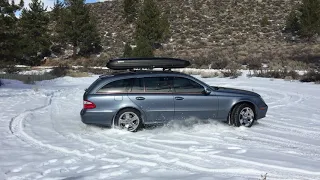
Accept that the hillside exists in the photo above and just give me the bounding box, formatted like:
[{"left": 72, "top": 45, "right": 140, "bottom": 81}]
[{"left": 87, "top": 0, "right": 320, "bottom": 68}]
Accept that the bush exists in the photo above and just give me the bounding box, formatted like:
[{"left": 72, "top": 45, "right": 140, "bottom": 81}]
[
  {"left": 222, "top": 70, "right": 242, "bottom": 79},
  {"left": 50, "top": 65, "right": 70, "bottom": 77},
  {"left": 66, "top": 71, "right": 90, "bottom": 77},
  {"left": 211, "top": 59, "right": 229, "bottom": 69},
  {"left": 0, "top": 74, "right": 56, "bottom": 84},
  {"left": 251, "top": 69, "right": 300, "bottom": 80},
  {"left": 260, "top": 16, "right": 270, "bottom": 27},
  {"left": 4, "top": 65, "right": 20, "bottom": 74},
  {"left": 77, "top": 67, "right": 115, "bottom": 75},
  {"left": 223, "top": 61, "right": 242, "bottom": 78},
  {"left": 300, "top": 70, "right": 320, "bottom": 83}
]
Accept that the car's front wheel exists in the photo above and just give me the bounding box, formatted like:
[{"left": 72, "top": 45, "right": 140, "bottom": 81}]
[
  {"left": 231, "top": 103, "right": 255, "bottom": 127},
  {"left": 115, "top": 108, "right": 143, "bottom": 132}
]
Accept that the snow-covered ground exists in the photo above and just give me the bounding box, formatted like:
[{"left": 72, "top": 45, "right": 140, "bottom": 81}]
[{"left": 1, "top": 74, "right": 320, "bottom": 180}]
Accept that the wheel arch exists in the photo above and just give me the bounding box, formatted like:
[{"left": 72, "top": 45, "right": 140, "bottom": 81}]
[
  {"left": 113, "top": 106, "right": 146, "bottom": 124},
  {"left": 229, "top": 100, "right": 257, "bottom": 120}
]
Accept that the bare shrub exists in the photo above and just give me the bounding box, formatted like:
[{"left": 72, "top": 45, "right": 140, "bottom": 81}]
[
  {"left": 0, "top": 74, "right": 56, "bottom": 84},
  {"left": 260, "top": 173, "right": 268, "bottom": 180},
  {"left": 247, "top": 58, "right": 262, "bottom": 70},
  {"left": 252, "top": 69, "right": 300, "bottom": 80},
  {"left": 77, "top": 67, "right": 114, "bottom": 75},
  {"left": 300, "top": 70, "right": 320, "bottom": 83},
  {"left": 191, "top": 56, "right": 211, "bottom": 69},
  {"left": 223, "top": 61, "right": 242, "bottom": 78},
  {"left": 50, "top": 65, "right": 70, "bottom": 77},
  {"left": 211, "top": 59, "right": 229, "bottom": 69},
  {"left": 66, "top": 71, "right": 91, "bottom": 77},
  {"left": 3, "top": 65, "right": 20, "bottom": 74}
]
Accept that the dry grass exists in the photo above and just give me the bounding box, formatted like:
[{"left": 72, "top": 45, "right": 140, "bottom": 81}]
[
  {"left": 66, "top": 71, "right": 91, "bottom": 77},
  {"left": 260, "top": 173, "right": 268, "bottom": 180},
  {"left": 200, "top": 71, "right": 219, "bottom": 78},
  {"left": 0, "top": 73, "right": 56, "bottom": 84}
]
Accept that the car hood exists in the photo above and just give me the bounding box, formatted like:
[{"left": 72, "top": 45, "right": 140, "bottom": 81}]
[{"left": 211, "top": 86, "right": 260, "bottom": 97}]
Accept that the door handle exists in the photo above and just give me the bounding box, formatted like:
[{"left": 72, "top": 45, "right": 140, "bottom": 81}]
[
  {"left": 175, "top": 97, "right": 184, "bottom": 100},
  {"left": 136, "top": 97, "right": 145, "bottom": 100}
]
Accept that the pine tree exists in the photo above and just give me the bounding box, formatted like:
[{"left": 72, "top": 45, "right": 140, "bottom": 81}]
[
  {"left": 51, "top": 0, "right": 64, "bottom": 22},
  {"left": 50, "top": 0, "right": 65, "bottom": 54},
  {"left": 299, "top": 0, "right": 320, "bottom": 39},
  {"left": 159, "top": 13, "right": 170, "bottom": 42},
  {"left": 19, "top": 0, "right": 51, "bottom": 66},
  {"left": 0, "top": 0, "right": 24, "bottom": 65},
  {"left": 56, "top": 0, "right": 101, "bottom": 58},
  {"left": 285, "top": 9, "right": 301, "bottom": 35},
  {"left": 123, "top": 43, "right": 132, "bottom": 57},
  {"left": 132, "top": 37, "right": 153, "bottom": 57},
  {"left": 123, "top": 0, "right": 138, "bottom": 23},
  {"left": 285, "top": 0, "right": 320, "bottom": 40},
  {"left": 135, "top": 0, "right": 169, "bottom": 46}
]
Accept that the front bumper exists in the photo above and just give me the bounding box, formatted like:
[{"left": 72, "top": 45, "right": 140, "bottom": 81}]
[{"left": 256, "top": 105, "right": 268, "bottom": 120}]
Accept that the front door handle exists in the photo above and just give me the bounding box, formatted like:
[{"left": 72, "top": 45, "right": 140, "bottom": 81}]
[
  {"left": 175, "top": 97, "right": 184, "bottom": 100},
  {"left": 136, "top": 97, "right": 145, "bottom": 100}
]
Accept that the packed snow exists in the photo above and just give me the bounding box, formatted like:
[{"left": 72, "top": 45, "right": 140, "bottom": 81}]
[{"left": 0, "top": 73, "right": 320, "bottom": 180}]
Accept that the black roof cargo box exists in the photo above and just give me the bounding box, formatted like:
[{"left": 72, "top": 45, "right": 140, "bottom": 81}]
[{"left": 106, "top": 57, "right": 190, "bottom": 70}]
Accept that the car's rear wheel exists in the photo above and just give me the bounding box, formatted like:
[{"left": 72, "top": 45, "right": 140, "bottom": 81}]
[
  {"left": 231, "top": 103, "right": 255, "bottom": 127},
  {"left": 115, "top": 109, "right": 142, "bottom": 132}
]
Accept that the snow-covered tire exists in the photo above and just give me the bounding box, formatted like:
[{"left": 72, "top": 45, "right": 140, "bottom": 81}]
[
  {"left": 115, "top": 108, "right": 143, "bottom": 132},
  {"left": 231, "top": 103, "right": 255, "bottom": 127}
]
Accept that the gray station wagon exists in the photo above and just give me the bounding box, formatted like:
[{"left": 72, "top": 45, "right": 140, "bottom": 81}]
[{"left": 80, "top": 66, "right": 268, "bottom": 132}]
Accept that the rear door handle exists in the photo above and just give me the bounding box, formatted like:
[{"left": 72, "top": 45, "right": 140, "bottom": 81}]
[
  {"left": 175, "top": 97, "right": 184, "bottom": 100},
  {"left": 136, "top": 97, "right": 145, "bottom": 100}
]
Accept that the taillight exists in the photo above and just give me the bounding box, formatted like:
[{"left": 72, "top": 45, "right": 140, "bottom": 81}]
[{"left": 83, "top": 100, "right": 96, "bottom": 109}]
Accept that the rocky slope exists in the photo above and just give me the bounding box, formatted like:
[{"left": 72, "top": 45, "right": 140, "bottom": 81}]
[{"left": 87, "top": 0, "right": 320, "bottom": 68}]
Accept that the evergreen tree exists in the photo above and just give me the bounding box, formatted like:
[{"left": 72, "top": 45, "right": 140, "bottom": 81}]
[
  {"left": 299, "top": 0, "right": 320, "bottom": 39},
  {"left": 123, "top": 0, "right": 138, "bottom": 23},
  {"left": 123, "top": 43, "right": 132, "bottom": 57},
  {"left": 132, "top": 37, "right": 153, "bottom": 57},
  {"left": 56, "top": 0, "right": 101, "bottom": 58},
  {"left": 285, "top": 0, "right": 320, "bottom": 40},
  {"left": 159, "top": 13, "right": 170, "bottom": 41},
  {"left": 135, "top": 0, "right": 169, "bottom": 46},
  {"left": 0, "top": 0, "right": 24, "bottom": 65},
  {"left": 285, "top": 9, "right": 301, "bottom": 35},
  {"left": 51, "top": 0, "right": 64, "bottom": 22},
  {"left": 50, "top": 0, "right": 65, "bottom": 54},
  {"left": 19, "top": 0, "right": 51, "bottom": 66}
]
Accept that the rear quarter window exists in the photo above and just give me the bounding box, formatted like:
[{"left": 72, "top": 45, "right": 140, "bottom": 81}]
[{"left": 97, "top": 79, "right": 131, "bottom": 94}]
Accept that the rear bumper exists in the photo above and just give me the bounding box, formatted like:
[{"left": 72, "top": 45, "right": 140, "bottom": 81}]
[{"left": 80, "top": 109, "right": 113, "bottom": 126}]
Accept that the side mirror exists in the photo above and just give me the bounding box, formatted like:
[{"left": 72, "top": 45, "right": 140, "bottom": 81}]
[{"left": 203, "top": 88, "right": 211, "bottom": 95}]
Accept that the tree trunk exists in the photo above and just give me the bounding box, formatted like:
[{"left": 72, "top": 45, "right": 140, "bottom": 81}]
[{"left": 72, "top": 44, "right": 77, "bottom": 59}]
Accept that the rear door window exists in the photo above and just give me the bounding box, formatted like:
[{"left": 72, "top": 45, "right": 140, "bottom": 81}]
[
  {"left": 130, "top": 78, "right": 145, "bottom": 93},
  {"left": 97, "top": 79, "right": 131, "bottom": 94},
  {"left": 173, "top": 77, "right": 204, "bottom": 94},
  {"left": 144, "top": 77, "right": 172, "bottom": 93}
]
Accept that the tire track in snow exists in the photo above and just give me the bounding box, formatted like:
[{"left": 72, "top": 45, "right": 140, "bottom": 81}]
[
  {"left": 68, "top": 133, "right": 266, "bottom": 176},
  {"left": 9, "top": 91, "right": 54, "bottom": 134},
  {"left": 7, "top": 91, "right": 133, "bottom": 168},
  {"left": 123, "top": 135, "right": 320, "bottom": 177}
]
